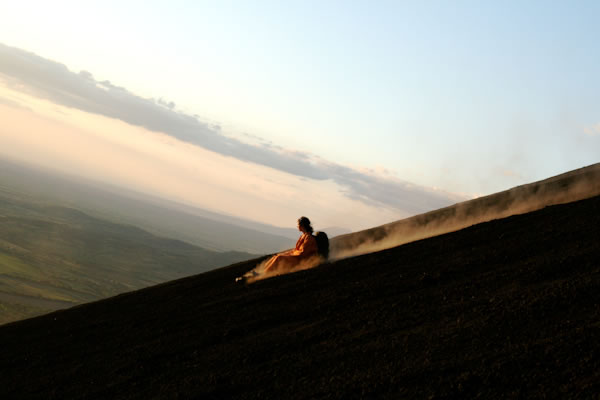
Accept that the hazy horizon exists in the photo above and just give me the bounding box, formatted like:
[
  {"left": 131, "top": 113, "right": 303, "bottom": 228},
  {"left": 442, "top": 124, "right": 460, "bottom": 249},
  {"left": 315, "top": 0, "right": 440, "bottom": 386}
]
[{"left": 0, "top": 157, "right": 299, "bottom": 251}]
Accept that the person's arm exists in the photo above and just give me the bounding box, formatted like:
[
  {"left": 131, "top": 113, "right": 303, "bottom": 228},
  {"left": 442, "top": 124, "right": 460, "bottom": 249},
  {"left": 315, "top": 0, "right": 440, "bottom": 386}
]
[
  {"left": 277, "top": 235, "right": 304, "bottom": 256},
  {"left": 292, "top": 235, "right": 317, "bottom": 257}
]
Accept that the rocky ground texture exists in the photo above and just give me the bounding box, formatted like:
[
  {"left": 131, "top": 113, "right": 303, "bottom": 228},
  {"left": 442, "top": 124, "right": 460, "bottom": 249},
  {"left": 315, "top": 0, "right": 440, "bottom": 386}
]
[{"left": 1, "top": 195, "right": 599, "bottom": 399}]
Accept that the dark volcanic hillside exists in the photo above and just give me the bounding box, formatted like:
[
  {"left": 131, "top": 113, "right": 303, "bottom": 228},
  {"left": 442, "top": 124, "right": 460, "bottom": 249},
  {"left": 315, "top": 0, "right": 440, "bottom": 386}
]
[{"left": 1, "top": 195, "right": 599, "bottom": 399}]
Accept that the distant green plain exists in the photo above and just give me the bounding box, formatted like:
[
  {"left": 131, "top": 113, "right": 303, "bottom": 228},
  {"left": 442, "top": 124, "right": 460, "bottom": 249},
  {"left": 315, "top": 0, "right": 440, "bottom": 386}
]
[{"left": 0, "top": 180, "right": 255, "bottom": 325}]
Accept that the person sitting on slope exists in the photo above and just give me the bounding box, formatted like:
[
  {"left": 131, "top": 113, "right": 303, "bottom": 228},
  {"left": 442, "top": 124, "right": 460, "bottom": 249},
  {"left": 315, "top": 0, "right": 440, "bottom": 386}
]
[{"left": 263, "top": 216, "right": 318, "bottom": 274}]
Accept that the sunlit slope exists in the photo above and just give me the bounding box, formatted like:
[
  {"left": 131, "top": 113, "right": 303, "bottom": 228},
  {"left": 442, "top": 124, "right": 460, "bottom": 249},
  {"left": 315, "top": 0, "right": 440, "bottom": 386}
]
[
  {"left": 1, "top": 194, "right": 598, "bottom": 399},
  {"left": 0, "top": 196, "right": 255, "bottom": 324},
  {"left": 331, "top": 162, "right": 600, "bottom": 259}
]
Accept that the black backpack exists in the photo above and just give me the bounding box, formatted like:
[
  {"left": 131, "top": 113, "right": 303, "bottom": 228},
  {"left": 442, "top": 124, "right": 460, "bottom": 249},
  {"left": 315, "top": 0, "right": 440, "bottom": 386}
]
[{"left": 314, "top": 231, "right": 329, "bottom": 260}]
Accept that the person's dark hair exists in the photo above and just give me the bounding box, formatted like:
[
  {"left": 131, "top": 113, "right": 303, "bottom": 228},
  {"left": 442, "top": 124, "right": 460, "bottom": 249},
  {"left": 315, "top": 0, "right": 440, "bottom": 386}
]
[{"left": 297, "top": 216, "right": 314, "bottom": 234}]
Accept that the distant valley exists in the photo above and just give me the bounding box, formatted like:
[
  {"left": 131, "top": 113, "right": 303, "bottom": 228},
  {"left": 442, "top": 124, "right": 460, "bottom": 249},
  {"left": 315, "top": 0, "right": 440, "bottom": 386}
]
[
  {"left": 0, "top": 192, "right": 258, "bottom": 323},
  {"left": 0, "top": 158, "right": 302, "bottom": 324}
]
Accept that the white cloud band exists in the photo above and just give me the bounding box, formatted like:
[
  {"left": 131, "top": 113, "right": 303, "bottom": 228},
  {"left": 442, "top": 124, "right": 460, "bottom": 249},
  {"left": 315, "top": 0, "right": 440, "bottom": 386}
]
[{"left": 0, "top": 42, "right": 462, "bottom": 214}]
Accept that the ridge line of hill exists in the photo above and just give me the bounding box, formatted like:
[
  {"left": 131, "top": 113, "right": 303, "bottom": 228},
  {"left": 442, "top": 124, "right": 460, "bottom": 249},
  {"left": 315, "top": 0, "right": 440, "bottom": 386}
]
[{"left": 331, "top": 162, "right": 600, "bottom": 259}]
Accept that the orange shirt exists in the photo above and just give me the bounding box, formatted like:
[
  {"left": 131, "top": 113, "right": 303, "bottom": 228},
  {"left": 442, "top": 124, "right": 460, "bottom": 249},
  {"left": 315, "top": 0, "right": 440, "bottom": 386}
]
[{"left": 292, "top": 233, "right": 318, "bottom": 257}]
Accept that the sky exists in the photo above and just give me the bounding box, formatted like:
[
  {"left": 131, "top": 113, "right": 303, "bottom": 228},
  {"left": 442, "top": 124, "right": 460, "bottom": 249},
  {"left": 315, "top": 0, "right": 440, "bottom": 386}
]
[{"left": 0, "top": 1, "right": 598, "bottom": 232}]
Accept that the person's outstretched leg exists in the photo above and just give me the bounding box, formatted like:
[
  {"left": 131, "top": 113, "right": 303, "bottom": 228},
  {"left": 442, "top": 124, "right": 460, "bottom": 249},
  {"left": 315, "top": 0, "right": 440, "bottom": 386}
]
[
  {"left": 264, "top": 255, "right": 283, "bottom": 273},
  {"left": 264, "top": 254, "right": 299, "bottom": 274}
]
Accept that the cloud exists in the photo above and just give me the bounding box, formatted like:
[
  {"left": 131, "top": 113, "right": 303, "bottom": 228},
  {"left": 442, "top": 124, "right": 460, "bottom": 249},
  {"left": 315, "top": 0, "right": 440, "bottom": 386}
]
[
  {"left": 584, "top": 124, "right": 600, "bottom": 137},
  {"left": 0, "top": 95, "right": 31, "bottom": 111},
  {"left": 0, "top": 42, "right": 463, "bottom": 214}
]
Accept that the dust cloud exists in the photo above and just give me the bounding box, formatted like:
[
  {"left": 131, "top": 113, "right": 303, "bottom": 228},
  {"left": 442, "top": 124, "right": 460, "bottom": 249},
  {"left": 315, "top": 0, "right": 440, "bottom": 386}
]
[
  {"left": 330, "top": 163, "right": 600, "bottom": 260},
  {"left": 242, "top": 163, "right": 600, "bottom": 282},
  {"left": 242, "top": 255, "right": 323, "bottom": 283}
]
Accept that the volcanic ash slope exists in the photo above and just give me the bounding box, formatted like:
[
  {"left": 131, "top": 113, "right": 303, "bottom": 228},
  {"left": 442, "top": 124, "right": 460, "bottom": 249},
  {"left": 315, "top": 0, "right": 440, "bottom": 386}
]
[{"left": 0, "top": 196, "right": 599, "bottom": 399}]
